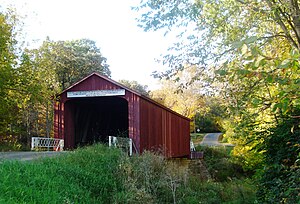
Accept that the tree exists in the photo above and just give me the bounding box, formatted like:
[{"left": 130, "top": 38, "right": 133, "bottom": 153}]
[
  {"left": 0, "top": 10, "right": 17, "bottom": 115},
  {"left": 34, "top": 38, "right": 110, "bottom": 90},
  {"left": 118, "top": 79, "right": 149, "bottom": 96},
  {"left": 151, "top": 66, "right": 206, "bottom": 119},
  {"left": 0, "top": 32, "right": 111, "bottom": 149},
  {"left": 194, "top": 97, "right": 225, "bottom": 133},
  {"left": 0, "top": 9, "right": 21, "bottom": 149},
  {"left": 151, "top": 80, "right": 224, "bottom": 133},
  {"left": 133, "top": 0, "right": 300, "bottom": 111},
  {"left": 150, "top": 66, "right": 225, "bottom": 133},
  {"left": 134, "top": 0, "right": 300, "bottom": 202},
  {"left": 15, "top": 49, "right": 59, "bottom": 145},
  {"left": 14, "top": 38, "right": 111, "bottom": 147},
  {"left": 256, "top": 108, "right": 300, "bottom": 203}
]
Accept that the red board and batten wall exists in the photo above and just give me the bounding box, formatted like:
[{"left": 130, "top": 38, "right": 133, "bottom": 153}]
[{"left": 54, "top": 72, "right": 190, "bottom": 158}]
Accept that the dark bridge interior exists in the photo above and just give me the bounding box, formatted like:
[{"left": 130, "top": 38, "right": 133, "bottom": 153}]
[{"left": 66, "top": 97, "right": 128, "bottom": 147}]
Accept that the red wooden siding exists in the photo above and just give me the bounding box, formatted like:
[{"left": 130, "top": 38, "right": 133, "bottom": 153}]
[
  {"left": 139, "top": 98, "right": 190, "bottom": 158},
  {"left": 54, "top": 72, "right": 190, "bottom": 158},
  {"left": 54, "top": 74, "right": 141, "bottom": 151}
]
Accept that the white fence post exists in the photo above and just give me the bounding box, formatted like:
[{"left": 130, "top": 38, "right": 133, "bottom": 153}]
[
  {"left": 60, "top": 140, "right": 64, "bottom": 151},
  {"left": 129, "top": 139, "right": 133, "bottom": 156},
  {"left": 113, "top": 137, "right": 117, "bottom": 147},
  {"left": 108, "top": 136, "right": 134, "bottom": 156},
  {"left": 190, "top": 141, "right": 196, "bottom": 152},
  {"left": 31, "top": 137, "right": 35, "bottom": 150}
]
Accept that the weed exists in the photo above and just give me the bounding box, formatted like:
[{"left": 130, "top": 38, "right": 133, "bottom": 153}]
[
  {"left": 196, "top": 146, "right": 247, "bottom": 181},
  {"left": 0, "top": 144, "right": 256, "bottom": 203}
]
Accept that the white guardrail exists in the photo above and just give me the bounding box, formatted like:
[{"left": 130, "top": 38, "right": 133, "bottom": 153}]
[
  {"left": 190, "top": 141, "right": 196, "bottom": 152},
  {"left": 31, "top": 137, "right": 64, "bottom": 151},
  {"left": 108, "top": 136, "right": 136, "bottom": 156}
]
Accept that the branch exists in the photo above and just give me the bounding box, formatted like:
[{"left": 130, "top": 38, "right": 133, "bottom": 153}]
[
  {"left": 289, "top": 0, "right": 300, "bottom": 46},
  {"left": 274, "top": 0, "right": 300, "bottom": 46},
  {"left": 265, "top": 0, "right": 300, "bottom": 49},
  {"left": 236, "top": 0, "right": 268, "bottom": 13},
  {"left": 258, "top": 34, "right": 287, "bottom": 39}
]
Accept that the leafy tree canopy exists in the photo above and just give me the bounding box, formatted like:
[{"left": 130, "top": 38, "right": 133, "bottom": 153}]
[
  {"left": 151, "top": 66, "right": 206, "bottom": 118},
  {"left": 0, "top": 9, "right": 19, "bottom": 137},
  {"left": 134, "top": 0, "right": 300, "bottom": 115},
  {"left": 151, "top": 66, "right": 225, "bottom": 132},
  {"left": 0, "top": 12, "right": 111, "bottom": 149},
  {"left": 26, "top": 38, "right": 111, "bottom": 90},
  {"left": 118, "top": 79, "right": 149, "bottom": 96}
]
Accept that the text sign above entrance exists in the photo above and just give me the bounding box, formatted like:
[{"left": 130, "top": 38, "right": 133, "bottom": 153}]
[{"left": 67, "top": 89, "right": 125, "bottom": 98}]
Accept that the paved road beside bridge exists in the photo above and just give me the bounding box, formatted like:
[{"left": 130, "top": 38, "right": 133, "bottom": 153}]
[
  {"left": 0, "top": 151, "right": 65, "bottom": 161},
  {"left": 200, "top": 133, "right": 234, "bottom": 146}
]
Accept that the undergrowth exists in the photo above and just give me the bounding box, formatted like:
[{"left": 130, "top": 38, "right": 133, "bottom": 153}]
[
  {"left": 195, "top": 145, "right": 249, "bottom": 182},
  {"left": 0, "top": 144, "right": 256, "bottom": 203}
]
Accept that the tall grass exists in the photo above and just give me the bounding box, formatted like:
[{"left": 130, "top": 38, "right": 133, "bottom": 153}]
[
  {"left": 195, "top": 145, "right": 248, "bottom": 181},
  {"left": 0, "top": 144, "right": 125, "bottom": 203},
  {"left": 120, "top": 151, "right": 256, "bottom": 203},
  {"left": 190, "top": 133, "right": 206, "bottom": 144},
  {"left": 0, "top": 144, "right": 256, "bottom": 203}
]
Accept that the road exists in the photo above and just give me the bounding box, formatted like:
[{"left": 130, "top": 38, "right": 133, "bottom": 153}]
[
  {"left": 200, "top": 133, "right": 233, "bottom": 146},
  {"left": 0, "top": 151, "right": 66, "bottom": 162}
]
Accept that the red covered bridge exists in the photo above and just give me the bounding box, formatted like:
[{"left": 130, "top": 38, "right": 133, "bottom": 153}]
[{"left": 54, "top": 72, "right": 190, "bottom": 158}]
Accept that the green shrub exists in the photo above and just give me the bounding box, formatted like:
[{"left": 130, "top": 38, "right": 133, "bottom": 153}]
[
  {"left": 0, "top": 135, "right": 22, "bottom": 151},
  {"left": 118, "top": 150, "right": 256, "bottom": 204},
  {"left": 117, "top": 151, "right": 193, "bottom": 203},
  {"left": 196, "top": 146, "right": 246, "bottom": 181},
  {"left": 256, "top": 110, "right": 300, "bottom": 203},
  {"left": 178, "top": 177, "right": 256, "bottom": 204}
]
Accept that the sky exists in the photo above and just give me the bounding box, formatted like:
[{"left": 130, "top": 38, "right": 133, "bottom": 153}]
[{"left": 0, "top": 0, "right": 172, "bottom": 90}]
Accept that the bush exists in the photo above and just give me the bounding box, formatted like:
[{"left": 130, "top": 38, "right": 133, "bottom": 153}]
[
  {"left": 195, "top": 146, "right": 246, "bottom": 181},
  {"left": 0, "top": 135, "right": 22, "bottom": 151},
  {"left": 118, "top": 151, "right": 182, "bottom": 203},
  {"left": 118, "top": 150, "right": 256, "bottom": 204},
  {"left": 256, "top": 111, "right": 300, "bottom": 203}
]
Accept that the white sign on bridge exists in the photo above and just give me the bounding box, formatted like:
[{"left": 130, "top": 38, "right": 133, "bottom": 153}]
[{"left": 67, "top": 89, "right": 125, "bottom": 98}]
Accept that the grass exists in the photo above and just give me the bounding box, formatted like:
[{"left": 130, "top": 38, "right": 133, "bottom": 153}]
[
  {"left": 0, "top": 144, "right": 256, "bottom": 203},
  {"left": 0, "top": 144, "right": 125, "bottom": 203},
  {"left": 196, "top": 145, "right": 249, "bottom": 182},
  {"left": 118, "top": 150, "right": 257, "bottom": 203},
  {"left": 190, "top": 133, "right": 206, "bottom": 144}
]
